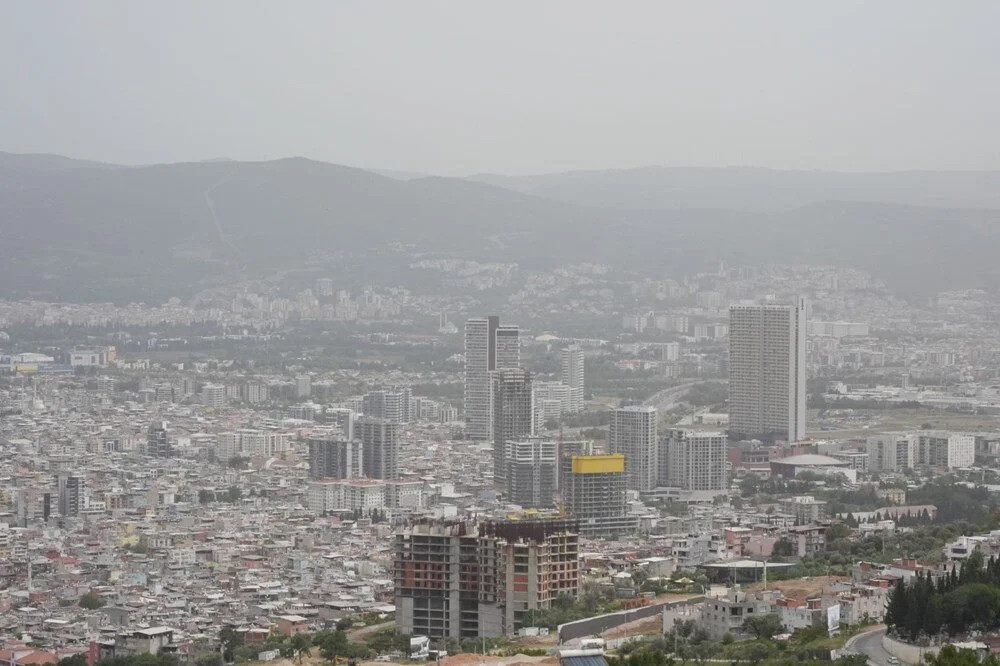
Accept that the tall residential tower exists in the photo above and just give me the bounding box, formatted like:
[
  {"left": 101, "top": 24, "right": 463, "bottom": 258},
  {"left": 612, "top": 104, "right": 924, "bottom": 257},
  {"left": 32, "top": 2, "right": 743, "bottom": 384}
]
[
  {"left": 609, "top": 406, "right": 658, "bottom": 492},
  {"left": 728, "top": 298, "right": 807, "bottom": 442},
  {"left": 491, "top": 368, "right": 534, "bottom": 486},
  {"left": 464, "top": 316, "right": 520, "bottom": 440},
  {"left": 560, "top": 345, "right": 585, "bottom": 413}
]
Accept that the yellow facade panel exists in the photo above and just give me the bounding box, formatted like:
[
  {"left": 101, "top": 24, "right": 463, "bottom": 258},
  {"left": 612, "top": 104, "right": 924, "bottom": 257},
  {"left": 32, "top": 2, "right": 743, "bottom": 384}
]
[{"left": 572, "top": 454, "right": 625, "bottom": 474}]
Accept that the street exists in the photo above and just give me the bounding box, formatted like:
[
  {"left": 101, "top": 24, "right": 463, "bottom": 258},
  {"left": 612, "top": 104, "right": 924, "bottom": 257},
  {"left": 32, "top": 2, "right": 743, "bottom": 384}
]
[{"left": 842, "top": 628, "right": 894, "bottom": 666}]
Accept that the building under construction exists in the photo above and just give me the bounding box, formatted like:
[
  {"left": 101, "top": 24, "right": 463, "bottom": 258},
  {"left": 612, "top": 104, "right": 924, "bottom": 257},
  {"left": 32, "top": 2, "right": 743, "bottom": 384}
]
[
  {"left": 481, "top": 518, "right": 580, "bottom": 634},
  {"left": 562, "top": 453, "right": 638, "bottom": 538},
  {"left": 394, "top": 518, "right": 580, "bottom": 638}
]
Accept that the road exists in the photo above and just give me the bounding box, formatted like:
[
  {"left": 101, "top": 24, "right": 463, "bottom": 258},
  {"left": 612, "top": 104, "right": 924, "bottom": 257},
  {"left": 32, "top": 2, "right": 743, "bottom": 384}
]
[
  {"left": 842, "top": 628, "right": 893, "bottom": 666},
  {"left": 642, "top": 382, "right": 699, "bottom": 412}
]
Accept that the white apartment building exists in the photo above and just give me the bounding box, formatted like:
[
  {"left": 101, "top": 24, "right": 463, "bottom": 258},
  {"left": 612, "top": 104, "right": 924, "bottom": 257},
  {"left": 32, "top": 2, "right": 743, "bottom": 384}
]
[
  {"left": 201, "top": 383, "right": 226, "bottom": 408},
  {"left": 241, "top": 382, "right": 269, "bottom": 404},
  {"left": 780, "top": 495, "right": 828, "bottom": 523},
  {"left": 918, "top": 432, "right": 975, "bottom": 469},
  {"left": 560, "top": 345, "right": 585, "bottom": 413},
  {"left": 729, "top": 298, "right": 807, "bottom": 442},
  {"left": 385, "top": 479, "right": 424, "bottom": 509},
  {"left": 660, "top": 429, "right": 728, "bottom": 492},
  {"left": 307, "top": 479, "right": 387, "bottom": 515},
  {"left": 533, "top": 381, "right": 571, "bottom": 428},
  {"left": 865, "top": 433, "right": 917, "bottom": 472},
  {"left": 217, "top": 429, "right": 292, "bottom": 460},
  {"left": 609, "top": 406, "right": 658, "bottom": 492}
]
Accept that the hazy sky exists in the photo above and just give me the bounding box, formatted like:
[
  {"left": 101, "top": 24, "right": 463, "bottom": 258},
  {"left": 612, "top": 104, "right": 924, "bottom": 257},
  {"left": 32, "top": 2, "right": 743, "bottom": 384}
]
[{"left": 3, "top": 1, "right": 1000, "bottom": 174}]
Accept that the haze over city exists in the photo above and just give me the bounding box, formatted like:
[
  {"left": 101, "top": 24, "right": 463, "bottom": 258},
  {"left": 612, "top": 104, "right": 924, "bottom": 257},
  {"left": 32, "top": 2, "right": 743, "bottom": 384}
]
[
  {"left": 4, "top": 5, "right": 1000, "bottom": 666},
  {"left": 4, "top": 1, "right": 1000, "bottom": 173}
]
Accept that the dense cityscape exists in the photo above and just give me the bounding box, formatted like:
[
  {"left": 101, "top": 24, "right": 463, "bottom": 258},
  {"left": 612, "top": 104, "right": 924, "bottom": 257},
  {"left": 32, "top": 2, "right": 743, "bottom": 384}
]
[
  {"left": 4, "top": 259, "right": 1000, "bottom": 666},
  {"left": 5, "top": 3, "right": 1000, "bottom": 666}
]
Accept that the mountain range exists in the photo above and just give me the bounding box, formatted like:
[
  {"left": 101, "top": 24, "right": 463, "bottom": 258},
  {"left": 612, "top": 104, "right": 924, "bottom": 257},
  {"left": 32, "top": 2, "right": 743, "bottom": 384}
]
[{"left": 2, "top": 150, "right": 999, "bottom": 302}]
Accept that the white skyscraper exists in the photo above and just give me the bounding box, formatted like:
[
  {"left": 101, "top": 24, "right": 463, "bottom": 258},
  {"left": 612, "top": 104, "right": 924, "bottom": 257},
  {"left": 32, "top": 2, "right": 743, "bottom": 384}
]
[
  {"left": 560, "top": 345, "right": 585, "bottom": 413},
  {"left": 464, "top": 316, "right": 520, "bottom": 440},
  {"left": 728, "top": 298, "right": 807, "bottom": 442},
  {"left": 609, "top": 406, "right": 658, "bottom": 492}
]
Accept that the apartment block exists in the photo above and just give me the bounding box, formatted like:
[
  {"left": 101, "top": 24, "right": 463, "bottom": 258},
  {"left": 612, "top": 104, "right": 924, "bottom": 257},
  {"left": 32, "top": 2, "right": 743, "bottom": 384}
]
[
  {"left": 358, "top": 416, "right": 401, "bottom": 479},
  {"left": 394, "top": 521, "right": 504, "bottom": 639},
  {"left": 729, "top": 299, "right": 807, "bottom": 442},
  {"left": 506, "top": 439, "right": 558, "bottom": 509},
  {"left": 491, "top": 368, "right": 533, "bottom": 486},
  {"left": 609, "top": 406, "right": 658, "bottom": 492},
  {"left": 362, "top": 387, "right": 412, "bottom": 424},
  {"left": 660, "top": 429, "right": 728, "bottom": 492},
  {"left": 918, "top": 432, "right": 975, "bottom": 469},
  {"left": 308, "top": 436, "right": 363, "bottom": 479},
  {"left": 865, "top": 433, "right": 916, "bottom": 472},
  {"left": 393, "top": 519, "right": 580, "bottom": 639},
  {"left": 563, "top": 454, "right": 637, "bottom": 538}
]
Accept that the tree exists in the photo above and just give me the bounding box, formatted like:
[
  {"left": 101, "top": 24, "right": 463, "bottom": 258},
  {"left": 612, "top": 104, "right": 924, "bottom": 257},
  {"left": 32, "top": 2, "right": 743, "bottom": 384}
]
[
  {"left": 772, "top": 538, "right": 794, "bottom": 557},
  {"left": 316, "top": 630, "right": 349, "bottom": 663},
  {"left": 728, "top": 640, "right": 776, "bottom": 666},
  {"left": 926, "top": 645, "right": 998, "bottom": 666},
  {"left": 290, "top": 633, "right": 312, "bottom": 663},
  {"left": 884, "top": 580, "right": 908, "bottom": 634},
  {"left": 742, "top": 613, "right": 784, "bottom": 640},
  {"left": 826, "top": 523, "right": 852, "bottom": 541},
  {"left": 57, "top": 655, "right": 88, "bottom": 666},
  {"left": 225, "top": 486, "right": 242, "bottom": 503},
  {"left": 961, "top": 550, "right": 984, "bottom": 585},
  {"left": 79, "top": 591, "right": 106, "bottom": 609},
  {"left": 218, "top": 626, "right": 245, "bottom": 662}
]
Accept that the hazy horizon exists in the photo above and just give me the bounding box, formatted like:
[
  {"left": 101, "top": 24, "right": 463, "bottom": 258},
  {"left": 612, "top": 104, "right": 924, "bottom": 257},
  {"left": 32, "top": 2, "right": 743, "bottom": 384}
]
[
  {"left": 4, "top": 1, "right": 1000, "bottom": 175},
  {"left": 10, "top": 148, "right": 1000, "bottom": 179}
]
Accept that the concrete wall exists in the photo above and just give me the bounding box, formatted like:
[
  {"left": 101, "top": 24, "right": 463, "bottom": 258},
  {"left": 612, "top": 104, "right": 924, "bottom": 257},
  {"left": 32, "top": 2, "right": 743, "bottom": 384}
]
[
  {"left": 882, "top": 634, "right": 940, "bottom": 665},
  {"left": 558, "top": 597, "right": 703, "bottom": 643}
]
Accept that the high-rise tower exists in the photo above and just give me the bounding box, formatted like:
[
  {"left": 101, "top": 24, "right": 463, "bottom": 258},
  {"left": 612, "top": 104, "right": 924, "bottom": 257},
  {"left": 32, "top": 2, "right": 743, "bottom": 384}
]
[
  {"left": 560, "top": 345, "right": 585, "bottom": 413},
  {"left": 609, "top": 406, "right": 658, "bottom": 492},
  {"left": 308, "top": 436, "right": 363, "bottom": 479},
  {"left": 358, "top": 416, "right": 401, "bottom": 479},
  {"left": 491, "top": 368, "right": 533, "bottom": 485},
  {"left": 728, "top": 298, "right": 807, "bottom": 442},
  {"left": 464, "top": 316, "right": 520, "bottom": 440},
  {"left": 506, "top": 438, "right": 558, "bottom": 509}
]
